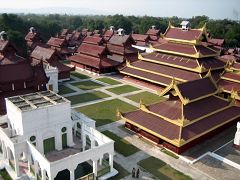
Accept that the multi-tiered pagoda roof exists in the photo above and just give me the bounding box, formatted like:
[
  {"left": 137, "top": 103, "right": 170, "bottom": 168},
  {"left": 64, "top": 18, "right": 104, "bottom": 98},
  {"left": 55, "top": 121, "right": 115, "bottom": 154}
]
[
  {"left": 120, "top": 76, "right": 240, "bottom": 153},
  {"left": 120, "top": 22, "right": 226, "bottom": 88}
]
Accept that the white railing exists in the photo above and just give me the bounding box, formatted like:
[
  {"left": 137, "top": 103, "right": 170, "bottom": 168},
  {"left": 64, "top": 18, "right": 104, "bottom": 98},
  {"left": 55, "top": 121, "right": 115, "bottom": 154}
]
[{"left": 27, "top": 141, "right": 51, "bottom": 175}]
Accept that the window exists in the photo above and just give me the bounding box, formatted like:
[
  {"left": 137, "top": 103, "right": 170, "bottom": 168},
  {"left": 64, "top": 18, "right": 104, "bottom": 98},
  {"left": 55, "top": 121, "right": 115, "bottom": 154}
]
[
  {"left": 30, "top": 136, "right": 36, "bottom": 142},
  {"left": 61, "top": 127, "right": 67, "bottom": 133},
  {"left": 30, "top": 136, "right": 36, "bottom": 146}
]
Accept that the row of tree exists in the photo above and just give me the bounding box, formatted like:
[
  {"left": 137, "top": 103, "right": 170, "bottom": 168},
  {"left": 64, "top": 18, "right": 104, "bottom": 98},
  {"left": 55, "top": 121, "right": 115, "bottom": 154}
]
[{"left": 0, "top": 13, "right": 239, "bottom": 57}]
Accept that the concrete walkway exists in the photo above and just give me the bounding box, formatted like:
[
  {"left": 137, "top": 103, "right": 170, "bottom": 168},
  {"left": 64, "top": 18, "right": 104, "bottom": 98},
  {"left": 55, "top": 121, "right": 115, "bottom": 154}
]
[{"left": 98, "top": 121, "right": 214, "bottom": 180}]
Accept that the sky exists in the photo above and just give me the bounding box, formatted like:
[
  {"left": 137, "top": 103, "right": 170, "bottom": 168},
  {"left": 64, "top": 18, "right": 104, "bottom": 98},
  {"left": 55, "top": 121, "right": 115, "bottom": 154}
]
[{"left": 0, "top": 0, "right": 239, "bottom": 20}]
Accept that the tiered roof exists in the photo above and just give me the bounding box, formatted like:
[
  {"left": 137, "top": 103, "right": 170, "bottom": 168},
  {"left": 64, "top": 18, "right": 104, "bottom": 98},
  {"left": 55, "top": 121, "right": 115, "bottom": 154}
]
[
  {"left": 107, "top": 34, "right": 137, "bottom": 56},
  {"left": 120, "top": 22, "right": 226, "bottom": 87},
  {"left": 145, "top": 26, "right": 161, "bottom": 41},
  {"left": 102, "top": 29, "right": 114, "bottom": 42},
  {"left": 0, "top": 39, "right": 25, "bottom": 65},
  {"left": 132, "top": 34, "right": 150, "bottom": 47},
  {"left": 83, "top": 36, "right": 103, "bottom": 45},
  {"left": 218, "top": 62, "right": 240, "bottom": 101},
  {"left": 47, "top": 37, "right": 66, "bottom": 48},
  {"left": 69, "top": 42, "right": 119, "bottom": 71},
  {"left": 121, "top": 77, "right": 240, "bottom": 148},
  {"left": 31, "top": 46, "right": 74, "bottom": 79}
]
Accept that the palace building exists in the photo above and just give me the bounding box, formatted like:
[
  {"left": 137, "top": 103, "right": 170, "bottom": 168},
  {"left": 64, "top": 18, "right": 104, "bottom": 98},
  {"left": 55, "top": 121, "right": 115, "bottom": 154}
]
[
  {"left": 218, "top": 61, "right": 240, "bottom": 105},
  {"left": 0, "top": 31, "right": 25, "bottom": 65},
  {"left": 119, "top": 76, "right": 240, "bottom": 154},
  {"left": 47, "top": 37, "right": 76, "bottom": 59},
  {"left": 107, "top": 28, "right": 138, "bottom": 63},
  {"left": 119, "top": 21, "right": 226, "bottom": 88},
  {"left": 102, "top": 26, "right": 115, "bottom": 42},
  {"left": 25, "top": 27, "right": 44, "bottom": 52},
  {"left": 145, "top": 25, "right": 161, "bottom": 42},
  {"left": 69, "top": 36, "right": 120, "bottom": 74},
  {"left": 0, "top": 91, "right": 116, "bottom": 180},
  {"left": 31, "top": 46, "right": 75, "bottom": 80}
]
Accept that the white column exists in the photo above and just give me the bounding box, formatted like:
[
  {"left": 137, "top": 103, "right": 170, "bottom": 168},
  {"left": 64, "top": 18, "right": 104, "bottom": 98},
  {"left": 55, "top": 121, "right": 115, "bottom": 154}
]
[
  {"left": 109, "top": 153, "right": 114, "bottom": 172},
  {"left": 93, "top": 159, "right": 98, "bottom": 180},
  {"left": 2, "top": 146, "right": 7, "bottom": 159},
  {"left": 91, "top": 137, "right": 95, "bottom": 149},
  {"left": 82, "top": 134, "right": 86, "bottom": 151},
  {"left": 70, "top": 170, "right": 75, "bottom": 180},
  {"left": 37, "top": 132, "right": 44, "bottom": 154},
  {"left": 56, "top": 128, "right": 62, "bottom": 151},
  {"left": 41, "top": 169, "right": 46, "bottom": 180},
  {"left": 99, "top": 157, "right": 103, "bottom": 166},
  {"left": 14, "top": 159, "right": 20, "bottom": 177},
  {"left": 73, "top": 123, "right": 77, "bottom": 136},
  {"left": 67, "top": 125, "right": 74, "bottom": 147}
]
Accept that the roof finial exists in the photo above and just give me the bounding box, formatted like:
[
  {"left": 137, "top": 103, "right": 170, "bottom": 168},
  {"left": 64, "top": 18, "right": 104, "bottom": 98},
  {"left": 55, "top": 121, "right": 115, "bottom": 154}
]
[{"left": 116, "top": 108, "right": 122, "bottom": 118}]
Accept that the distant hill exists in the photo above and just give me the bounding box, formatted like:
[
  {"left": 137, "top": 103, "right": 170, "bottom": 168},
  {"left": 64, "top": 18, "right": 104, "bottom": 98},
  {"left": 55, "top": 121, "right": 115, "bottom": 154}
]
[{"left": 0, "top": 7, "right": 107, "bottom": 15}]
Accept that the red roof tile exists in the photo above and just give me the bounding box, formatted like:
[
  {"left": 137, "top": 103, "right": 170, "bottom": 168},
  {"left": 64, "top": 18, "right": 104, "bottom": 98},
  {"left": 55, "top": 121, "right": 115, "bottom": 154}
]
[
  {"left": 132, "top": 34, "right": 149, "bottom": 42},
  {"left": 141, "top": 52, "right": 199, "bottom": 70},
  {"left": 176, "top": 77, "right": 217, "bottom": 102},
  {"left": 146, "top": 28, "right": 160, "bottom": 36},
  {"left": 165, "top": 27, "right": 202, "bottom": 41},
  {"left": 83, "top": 36, "right": 103, "bottom": 45},
  {"left": 77, "top": 43, "right": 106, "bottom": 57},
  {"left": 222, "top": 72, "right": 240, "bottom": 82},
  {"left": 0, "top": 53, "right": 26, "bottom": 65},
  {"left": 218, "top": 79, "right": 240, "bottom": 93},
  {"left": 195, "top": 46, "right": 216, "bottom": 56},
  {"left": 182, "top": 106, "right": 240, "bottom": 141},
  {"left": 208, "top": 38, "right": 225, "bottom": 46},
  {"left": 47, "top": 37, "right": 65, "bottom": 47},
  {"left": 197, "top": 57, "right": 225, "bottom": 70},
  {"left": 25, "top": 32, "right": 38, "bottom": 41},
  {"left": 232, "top": 62, "right": 240, "bottom": 70},
  {"left": 148, "top": 99, "right": 182, "bottom": 120},
  {"left": 124, "top": 110, "right": 180, "bottom": 140},
  {"left": 130, "top": 60, "right": 201, "bottom": 81},
  {"left": 31, "top": 46, "right": 55, "bottom": 61},
  {"left": 103, "top": 30, "right": 114, "bottom": 37},
  {"left": 120, "top": 66, "right": 172, "bottom": 86},
  {"left": 109, "top": 35, "right": 132, "bottom": 46},
  {"left": 153, "top": 42, "right": 197, "bottom": 55}
]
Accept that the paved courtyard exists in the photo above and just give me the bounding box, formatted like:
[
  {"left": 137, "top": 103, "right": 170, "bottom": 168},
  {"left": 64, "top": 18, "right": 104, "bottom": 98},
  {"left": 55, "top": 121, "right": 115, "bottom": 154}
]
[
  {"left": 215, "top": 141, "right": 240, "bottom": 164},
  {"left": 193, "top": 155, "right": 240, "bottom": 180}
]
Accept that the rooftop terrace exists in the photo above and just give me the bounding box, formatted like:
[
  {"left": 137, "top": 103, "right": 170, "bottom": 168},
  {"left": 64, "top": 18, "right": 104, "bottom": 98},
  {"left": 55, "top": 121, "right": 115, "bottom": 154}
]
[{"left": 7, "top": 91, "right": 69, "bottom": 111}]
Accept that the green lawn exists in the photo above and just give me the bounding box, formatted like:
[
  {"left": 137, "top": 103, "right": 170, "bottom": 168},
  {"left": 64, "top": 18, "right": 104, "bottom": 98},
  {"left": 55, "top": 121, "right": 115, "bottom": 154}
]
[
  {"left": 126, "top": 91, "right": 165, "bottom": 105},
  {"left": 66, "top": 91, "right": 110, "bottom": 105},
  {"left": 109, "top": 162, "right": 130, "bottom": 180},
  {"left": 58, "top": 85, "right": 75, "bottom": 95},
  {"left": 71, "top": 80, "right": 104, "bottom": 90},
  {"left": 96, "top": 77, "right": 122, "bottom": 85},
  {"left": 102, "top": 130, "right": 140, "bottom": 156},
  {"left": 71, "top": 72, "right": 90, "bottom": 79},
  {"left": 138, "top": 157, "right": 192, "bottom": 180},
  {"left": 0, "top": 169, "right": 12, "bottom": 180},
  {"left": 76, "top": 99, "right": 137, "bottom": 126},
  {"left": 106, "top": 85, "right": 140, "bottom": 95}
]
